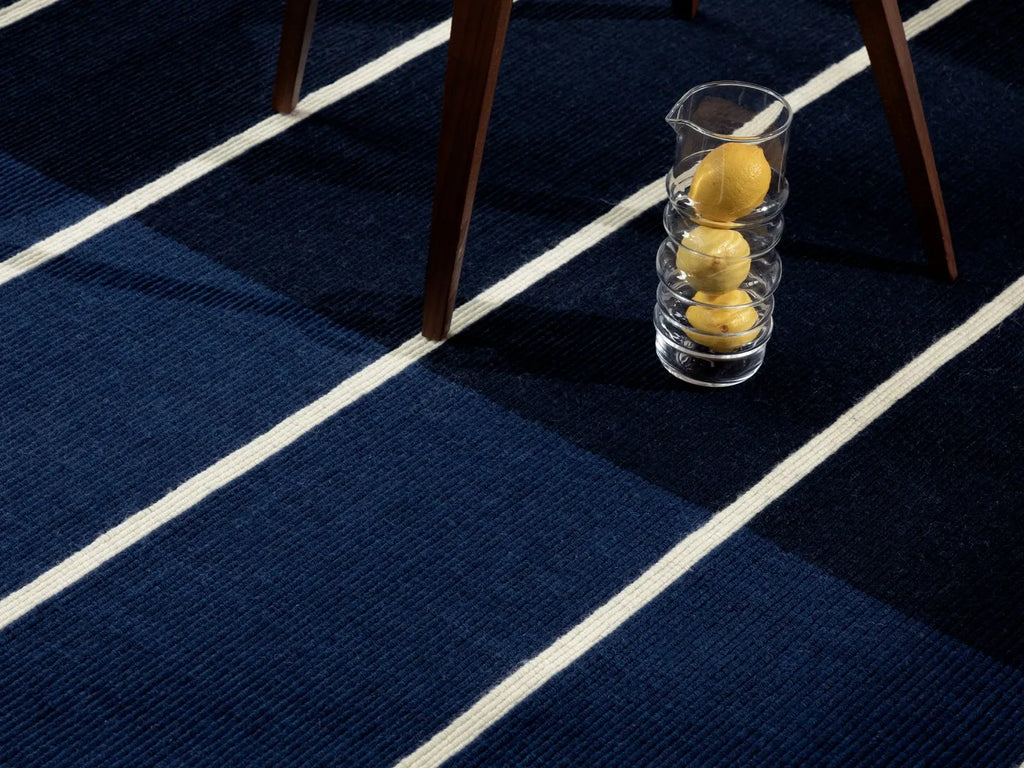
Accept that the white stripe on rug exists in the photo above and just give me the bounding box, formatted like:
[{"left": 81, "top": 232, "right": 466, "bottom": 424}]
[
  {"left": 396, "top": 0, "right": 984, "bottom": 764},
  {"left": 396, "top": 276, "right": 1024, "bottom": 767},
  {"left": 0, "top": 17, "right": 453, "bottom": 286},
  {"left": 0, "top": 0, "right": 975, "bottom": 640},
  {"left": 0, "top": 0, "right": 62, "bottom": 29},
  {"left": 0, "top": 177, "right": 664, "bottom": 632}
]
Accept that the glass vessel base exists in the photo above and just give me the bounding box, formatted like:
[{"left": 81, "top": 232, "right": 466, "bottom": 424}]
[{"left": 654, "top": 334, "right": 765, "bottom": 387}]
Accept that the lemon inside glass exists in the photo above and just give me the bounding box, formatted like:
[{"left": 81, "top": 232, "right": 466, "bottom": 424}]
[
  {"left": 676, "top": 226, "right": 751, "bottom": 293},
  {"left": 688, "top": 143, "right": 771, "bottom": 222},
  {"left": 684, "top": 289, "right": 761, "bottom": 352}
]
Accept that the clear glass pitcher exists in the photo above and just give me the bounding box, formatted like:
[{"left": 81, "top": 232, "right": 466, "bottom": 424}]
[
  {"left": 665, "top": 81, "right": 792, "bottom": 227},
  {"left": 655, "top": 82, "right": 793, "bottom": 387}
]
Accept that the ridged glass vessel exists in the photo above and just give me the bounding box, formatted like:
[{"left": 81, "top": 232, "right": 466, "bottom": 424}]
[{"left": 655, "top": 81, "right": 793, "bottom": 386}]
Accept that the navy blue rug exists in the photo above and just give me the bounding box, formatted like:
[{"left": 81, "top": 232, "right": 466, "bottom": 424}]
[{"left": 1, "top": 0, "right": 1022, "bottom": 765}]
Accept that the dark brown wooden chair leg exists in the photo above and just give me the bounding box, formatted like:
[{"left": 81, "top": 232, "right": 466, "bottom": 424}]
[
  {"left": 421, "top": 0, "right": 515, "bottom": 340},
  {"left": 852, "top": 0, "right": 957, "bottom": 279},
  {"left": 672, "top": 0, "right": 700, "bottom": 19},
  {"left": 273, "top": 0, "right": 319, "bottom": 114}
]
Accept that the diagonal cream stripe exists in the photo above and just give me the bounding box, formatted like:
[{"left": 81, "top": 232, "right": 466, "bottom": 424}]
[
  {"left": 0, "top": 0, "right": 61, "bottom": 29},
  {"left": 0, "top": 0, "right": 526, "bottom": 286},
  {"left": 0, "top": 0, "right": 992, "bottom": 749},
  {"left": 450, "top": 180, "right": 666, "bottom": 336},
  {"left": 394, "top": 0, "right": 983, "bottom": 764},
  {"left": 785, "top": 0, "right": 971, "bottom": 114},
  {"left": 0, "top": 0, "right": 976, "bottom": 644},
  {"left": 0, "top": 180, "right": 664, "bottom": 632},
  {"left": 394, "top": 280, "right": 1024, "bottom": 768},
  {"left": 0, "top": 17, "right": 453, "bottom": 287},
  {"left": 0, "top": 334, "right": 435, "bottom": 629}
]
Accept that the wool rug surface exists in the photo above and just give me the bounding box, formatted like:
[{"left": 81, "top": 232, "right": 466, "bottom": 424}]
[{"left": 0, "top": 0, "right": 1022, "bottom": 765}]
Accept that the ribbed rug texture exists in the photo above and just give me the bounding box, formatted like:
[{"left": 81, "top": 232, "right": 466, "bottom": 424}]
[{"left": 0, "top": 0, "right": 1022, "bottom": 765}]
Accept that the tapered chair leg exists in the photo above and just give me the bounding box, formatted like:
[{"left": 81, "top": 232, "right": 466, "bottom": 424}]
[
  {"left": 273, "top": 0, "right": 319, "bottom": 114},
  {"left": 421, "top": 0, "right": 515, "bottom": 341},
  {"left": 852, "top": 0, "right": 957, "bottom": 279},
  {"left": 672, "top": 0, "right": 700, "bottom": 19}
]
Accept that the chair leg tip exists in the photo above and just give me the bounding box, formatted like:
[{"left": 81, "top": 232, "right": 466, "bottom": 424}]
[
  {"left": 420, "top": 323, "right": 449, "bottom": 342},
  {"left": 272, "top": 95, "right": 297, "bottom": 114},
  {"left": 672, "top": 0, "right": 699, "bottom": 19}
]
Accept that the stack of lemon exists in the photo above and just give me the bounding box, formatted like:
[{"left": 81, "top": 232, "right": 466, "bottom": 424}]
[{"left": 676, "top": 143, "right": 771, "bottom": 352}]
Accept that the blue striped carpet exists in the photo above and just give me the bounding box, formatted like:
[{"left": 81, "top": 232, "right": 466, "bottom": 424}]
[{"left": 1, "top": 0, "right": 1022, "bottom": 765}]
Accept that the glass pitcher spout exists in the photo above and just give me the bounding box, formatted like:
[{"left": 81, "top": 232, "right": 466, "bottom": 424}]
[
  {"left": 663, "top": 81, "right": 793, "bottom": 219},
  {"left": 666, "top": 80, "right": 793, "bottom": 140},
  {"left": 664, "top": 99, "right": 693, "bottom": 135}
]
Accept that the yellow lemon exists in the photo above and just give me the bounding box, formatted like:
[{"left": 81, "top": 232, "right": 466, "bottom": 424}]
[
  {"left": 688, "top": 143, "right": 771, "bottom": 222},
  {"left": 684, "top": 289, "right": 760, "bottom": 352},
  {"left": 676, "top": 226, "right": 751, "bottom": 293}
]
